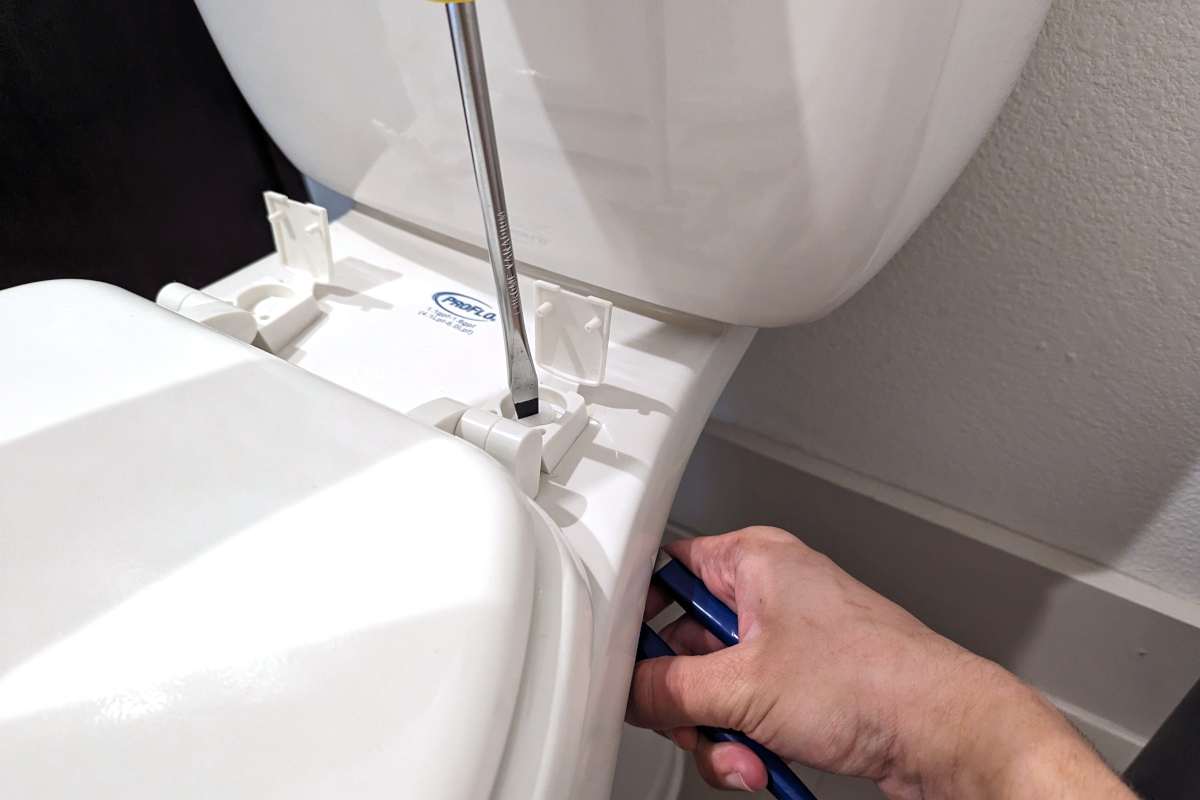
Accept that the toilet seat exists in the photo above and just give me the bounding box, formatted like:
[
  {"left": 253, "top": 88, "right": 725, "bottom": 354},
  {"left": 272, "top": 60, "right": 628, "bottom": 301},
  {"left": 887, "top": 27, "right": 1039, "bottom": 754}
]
[
  {"left": 0, "top": 221, "right": 756, "bottom": 800},
  {"left": 0, "top": 280, "right": 590, "bottom": 800}
]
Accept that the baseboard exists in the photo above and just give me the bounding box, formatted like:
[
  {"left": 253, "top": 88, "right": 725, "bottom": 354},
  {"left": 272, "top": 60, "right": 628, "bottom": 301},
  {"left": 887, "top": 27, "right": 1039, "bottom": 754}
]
[{"left": 667, "top": 422, "right": 1200, "bottom": 771}]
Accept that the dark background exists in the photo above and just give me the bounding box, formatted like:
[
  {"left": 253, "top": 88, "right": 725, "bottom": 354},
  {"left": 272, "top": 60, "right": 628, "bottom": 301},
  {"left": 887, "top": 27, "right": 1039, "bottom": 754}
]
[{"left": 0, "top": 0, "right": 306, "bottom": 298}]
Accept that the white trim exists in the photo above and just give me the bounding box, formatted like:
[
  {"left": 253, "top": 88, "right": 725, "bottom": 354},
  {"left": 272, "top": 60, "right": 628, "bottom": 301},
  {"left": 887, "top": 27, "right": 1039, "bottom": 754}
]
[
  {"left": 1048, "top": 694, "right": 1147, "bottom": 768},
  {"left": 704, "top": 420, "right": 1200, "bottom": 629}
]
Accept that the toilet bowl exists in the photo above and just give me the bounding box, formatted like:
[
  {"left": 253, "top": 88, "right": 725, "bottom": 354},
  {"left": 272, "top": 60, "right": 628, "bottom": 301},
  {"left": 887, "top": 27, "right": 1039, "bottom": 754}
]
[{"left": 0, "top": 0, "right": 1051, "bottom": 796}]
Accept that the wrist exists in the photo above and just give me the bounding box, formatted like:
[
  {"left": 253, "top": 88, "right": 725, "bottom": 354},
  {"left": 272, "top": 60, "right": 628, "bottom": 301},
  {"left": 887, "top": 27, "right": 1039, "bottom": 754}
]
[
  {"left": 877, "top": 647, "right": 1056, "bottom": 800},
  {"left": 883, "top": 651, "right": 1129, "bottom": 800},
  {"left": 951, "top": 683, "right": 1079, "bottom": 800}
]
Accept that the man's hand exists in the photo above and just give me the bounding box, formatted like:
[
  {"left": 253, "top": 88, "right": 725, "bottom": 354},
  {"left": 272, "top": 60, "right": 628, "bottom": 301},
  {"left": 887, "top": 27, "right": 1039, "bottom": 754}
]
[{"left": 626, "top": 527, "right": 1135, "bottom": 800}]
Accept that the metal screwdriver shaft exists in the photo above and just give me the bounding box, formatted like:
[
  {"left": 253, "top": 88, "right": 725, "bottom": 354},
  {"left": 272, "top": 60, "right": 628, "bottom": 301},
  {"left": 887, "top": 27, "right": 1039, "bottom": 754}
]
[{"left": 445, "top": 0, "right": 539, "bottom": 418}]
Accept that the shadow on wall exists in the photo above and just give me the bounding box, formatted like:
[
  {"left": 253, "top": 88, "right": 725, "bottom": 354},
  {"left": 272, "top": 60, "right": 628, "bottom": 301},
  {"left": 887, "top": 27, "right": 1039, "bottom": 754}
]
[{"left": 710, "top": 0, "right": 1200, "bottom": 602}]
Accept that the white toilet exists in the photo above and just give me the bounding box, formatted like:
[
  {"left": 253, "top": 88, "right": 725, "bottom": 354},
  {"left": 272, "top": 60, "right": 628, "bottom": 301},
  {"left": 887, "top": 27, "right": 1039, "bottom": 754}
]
[{"left": 0, "top": 0, "right": 1050, "bottom": 798}]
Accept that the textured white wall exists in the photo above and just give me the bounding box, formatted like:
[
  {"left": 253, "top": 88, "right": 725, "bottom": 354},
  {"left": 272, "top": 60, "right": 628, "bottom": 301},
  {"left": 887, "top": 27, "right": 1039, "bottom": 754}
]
[{"left": 713, "top": 0, "right": 1200, "bottom": 599}]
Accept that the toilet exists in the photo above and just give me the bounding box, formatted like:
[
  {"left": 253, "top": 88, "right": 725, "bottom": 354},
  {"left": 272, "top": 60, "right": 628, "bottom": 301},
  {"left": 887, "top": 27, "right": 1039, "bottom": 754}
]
[{"left": 0, "top": 0, "right": 1050, "bottom": 798}]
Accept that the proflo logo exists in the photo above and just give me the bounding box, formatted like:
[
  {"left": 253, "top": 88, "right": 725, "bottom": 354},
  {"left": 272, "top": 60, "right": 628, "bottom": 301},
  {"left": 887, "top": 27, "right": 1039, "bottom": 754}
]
[{"left": 432, "top": 292, "right": 497, "bottom": 322}]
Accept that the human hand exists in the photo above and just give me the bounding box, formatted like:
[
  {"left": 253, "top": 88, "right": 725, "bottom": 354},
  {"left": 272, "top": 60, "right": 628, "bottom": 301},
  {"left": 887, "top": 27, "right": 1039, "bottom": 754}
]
[{"left": 626, "top": 527, "right": 1134, "bottom": 800}]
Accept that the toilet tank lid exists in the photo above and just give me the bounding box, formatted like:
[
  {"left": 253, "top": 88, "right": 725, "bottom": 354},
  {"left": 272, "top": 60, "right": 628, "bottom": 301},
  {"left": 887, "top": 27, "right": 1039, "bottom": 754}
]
[
  {"left": 192, "top": 0, "right": 1049, "bottom": 327},
  {"left": 0, "top": 280, "right": 537, "bottom": 800}
]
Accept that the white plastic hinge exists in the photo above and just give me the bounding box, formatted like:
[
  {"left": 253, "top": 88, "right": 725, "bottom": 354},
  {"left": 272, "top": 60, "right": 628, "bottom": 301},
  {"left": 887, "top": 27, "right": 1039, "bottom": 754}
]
[
  {"left": 215, "top": 192, "right": 333, "bottom": 353},
  {"left": 265, "top": 191, "right": 333, "bottom": 283},
  {"left": 498, "top": 385, "right": 588, "bottom": 474},
  {"left": 156, "top": 283, "right": 258, "bottom": 343},
  {"left": 408, "top": 398, "right": 543, "bottom": 498},
  {"left": 156, "top": 195, "right": 333, "bottom": 353},
  {"left": 532, "top": 281, "right": 612, "bottom": 387}
]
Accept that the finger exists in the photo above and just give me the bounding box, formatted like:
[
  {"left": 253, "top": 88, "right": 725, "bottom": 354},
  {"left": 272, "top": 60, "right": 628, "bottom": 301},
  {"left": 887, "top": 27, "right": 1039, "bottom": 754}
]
[
  {"left": 643, "top": 583, "right": 673, "bottom": 621},
  {"left": 692, "top": 737, "right": 768, "bottom": 793},
  {"left": 665, "top": 527, "right": 807, "bottom": 616},
  {"left": 626, "top": 649, "right": 749, "bottom": 733},
  {"left": 663, "top": 535, "right": 744, "bottom": 613},
  {"left": 658, "top": 614, "right": 726, "bottom": 656}
]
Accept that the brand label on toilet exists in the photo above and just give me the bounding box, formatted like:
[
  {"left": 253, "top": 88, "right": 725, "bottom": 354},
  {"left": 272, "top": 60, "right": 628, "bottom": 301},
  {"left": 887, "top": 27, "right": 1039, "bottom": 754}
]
[
  {"left": 433, "top": 292, "right": 497, "bottom": 322},
  {"left": 418, "top": 291, "right": 496, "bottom": 336}
]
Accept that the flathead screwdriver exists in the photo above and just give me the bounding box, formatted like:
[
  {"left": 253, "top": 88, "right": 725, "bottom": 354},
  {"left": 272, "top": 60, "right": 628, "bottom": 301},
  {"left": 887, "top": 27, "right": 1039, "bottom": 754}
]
[{"left": 439, "top": 0, "right": 539, "bottom": 418}]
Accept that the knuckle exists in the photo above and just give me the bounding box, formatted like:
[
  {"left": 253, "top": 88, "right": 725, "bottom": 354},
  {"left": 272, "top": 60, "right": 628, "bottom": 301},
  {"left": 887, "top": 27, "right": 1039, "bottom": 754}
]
[
  {"left": 740, "top": 525, "right": 794, "bottom": 547},
  {"left": 732, "top": 530, "right": 793, "bottom": 586},
  {"left": 737, "top": 527, "right": 799, "bottom": 565}
]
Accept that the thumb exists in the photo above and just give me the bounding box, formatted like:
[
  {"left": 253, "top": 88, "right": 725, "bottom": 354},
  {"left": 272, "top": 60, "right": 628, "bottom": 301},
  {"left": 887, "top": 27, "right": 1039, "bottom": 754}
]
[{"left": 627, "top": 649, "right": 752, "bottom": 733}]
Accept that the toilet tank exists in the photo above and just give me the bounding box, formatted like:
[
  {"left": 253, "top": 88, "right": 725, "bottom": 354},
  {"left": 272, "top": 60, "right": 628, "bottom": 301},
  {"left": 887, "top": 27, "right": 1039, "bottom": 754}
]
[{"left": 194, "top": 0, "right": 1049, "bottom": 327}]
